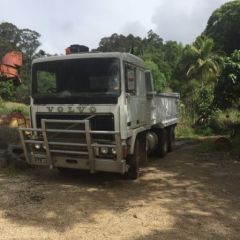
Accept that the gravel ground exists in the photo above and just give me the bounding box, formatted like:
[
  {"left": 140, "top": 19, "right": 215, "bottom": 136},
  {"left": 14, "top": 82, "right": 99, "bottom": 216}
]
[{"left": 0, "top": 139, "right": 240, "bottom": 240}]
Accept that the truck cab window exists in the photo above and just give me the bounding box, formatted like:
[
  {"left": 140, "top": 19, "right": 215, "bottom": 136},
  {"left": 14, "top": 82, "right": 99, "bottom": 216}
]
[
  {"left": 32, "top": 58, "right": 120, "bottom": 98},
  {"left": 125, "top": 63, "right": 136, "bottom": 94},
  {"left": 37, "top": 71, "right": 56, "bottom": 94}
]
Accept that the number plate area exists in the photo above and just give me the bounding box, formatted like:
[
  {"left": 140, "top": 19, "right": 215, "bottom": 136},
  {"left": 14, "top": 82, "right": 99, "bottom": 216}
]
[{"left": 31, "top": 154, "right": 48, "bottom": 165}]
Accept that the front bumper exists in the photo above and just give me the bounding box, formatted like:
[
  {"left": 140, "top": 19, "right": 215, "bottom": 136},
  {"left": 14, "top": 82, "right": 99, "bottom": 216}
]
[{"left": 19, "top": 118, "right": 127, "bottom": 174}]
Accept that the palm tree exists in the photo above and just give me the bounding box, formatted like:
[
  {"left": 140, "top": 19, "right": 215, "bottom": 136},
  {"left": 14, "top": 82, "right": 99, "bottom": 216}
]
[{"left": 187, "top": 36, "right": 222, "bottom": 88}]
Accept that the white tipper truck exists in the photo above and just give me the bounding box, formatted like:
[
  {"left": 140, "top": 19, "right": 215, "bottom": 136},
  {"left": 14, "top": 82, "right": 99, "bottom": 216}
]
[{"left": 19, "top": 45, "right": 180, "bottom": 179}]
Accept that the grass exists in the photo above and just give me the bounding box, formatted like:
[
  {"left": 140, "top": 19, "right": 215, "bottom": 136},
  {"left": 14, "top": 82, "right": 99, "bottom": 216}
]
[
  {"left": 210, "top": 109, "right": 240, "bottom": 133},
  {"left": 176, "top": 123, "right": 196, "bottom": 138},
  {"left": 176, "top": 109, "right": 240, "bottom": 138},
  {"left": 0, "top": 101, "right": 29, "bottom": 117},
  {"left": 175, "top": 113, "right": 197, "bottom": 138}
]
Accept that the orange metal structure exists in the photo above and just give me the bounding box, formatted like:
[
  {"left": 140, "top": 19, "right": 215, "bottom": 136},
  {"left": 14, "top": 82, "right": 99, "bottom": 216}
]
[{"left": 0, "top": 51, "right": 23, "bottom": 85}]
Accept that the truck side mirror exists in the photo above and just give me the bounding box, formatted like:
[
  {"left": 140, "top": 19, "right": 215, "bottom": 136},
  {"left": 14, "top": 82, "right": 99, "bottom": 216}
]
[
  {"left": 125, "top": 92, "right": 130, "bottom": 99},
  {"left": 145, "top": 70, "right": 154, "bottom": 98}
]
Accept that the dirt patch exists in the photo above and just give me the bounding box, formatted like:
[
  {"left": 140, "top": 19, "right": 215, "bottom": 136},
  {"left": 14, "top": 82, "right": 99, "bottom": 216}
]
[{"left": 0, "top": 139, "right": 239, "bottom": 240}]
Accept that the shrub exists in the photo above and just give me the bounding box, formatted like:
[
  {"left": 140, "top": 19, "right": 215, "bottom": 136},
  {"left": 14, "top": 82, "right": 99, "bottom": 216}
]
[
  {"left": 0, "top": 101, "right": 29, "bottom": 117},
  {"left": 176, "top": 113, "right": 196, "bottom": 138},
  {"left": 195, "top": 126, "right": 214, "bottom": 136},
  {"left": 209, "top": 109, "right": 240, "bottom": 134}
]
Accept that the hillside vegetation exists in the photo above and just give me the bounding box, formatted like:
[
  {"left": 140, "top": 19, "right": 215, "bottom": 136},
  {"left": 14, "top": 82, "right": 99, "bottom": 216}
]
[{"left": 0, "top": 1, "right": 240, "bottom": 137}]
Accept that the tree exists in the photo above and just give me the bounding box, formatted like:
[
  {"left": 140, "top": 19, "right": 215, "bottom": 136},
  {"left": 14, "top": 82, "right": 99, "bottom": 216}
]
[
  {"left": 204, "top": 0, "right": 240, "bottom": 55},
  {"left": 142, "top": 30, "right": 164, "bottom": 54},
  {"left": 98, "top": 30, "right": 184, "bottom": 91},
  {"left": 214, "top": 50, "right": 240, "bottom": 110},
  {"left": 98, "top": 33, "right": 142, "bottom": 54},
  {"left": 170, "top": 44, "right": 194, "bottom": 94},
  {"left": 163, "top": 41, "right": 183, "bottom": 89},
  {"left": 183, "top": 36, "right": 222, "bottom": 120},
  {"left": 19, "top": 28, "right": 41, "bottom": 69},
  {"left": 0, "top": 22, "right": 21, "bottom": 57},
  {"left": 97, "top": 31, "right": 184, "bottom": 94},
  {"left": 163, "top": 41, "right": 183, "bottom": 69},
  {"left": 186, "top": 36, "right": 221, "bottom": 88},
  {"left": 0, "top": 22, "right": 41, "bottom": 102},
  {"left": 144, "top": 60, "right": 167, "bottom": 91},
  {"left": 0, "top": 22, "right": 41, "bottom": 66}
]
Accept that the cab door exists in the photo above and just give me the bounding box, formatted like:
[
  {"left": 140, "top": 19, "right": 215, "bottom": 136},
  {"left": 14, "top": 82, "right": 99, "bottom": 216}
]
[
  {"left": 125, "top": 63, "right": 147, "bottom": 128},
  {"left": 138, "top": 69, "right": 148, "bottom": 126}
]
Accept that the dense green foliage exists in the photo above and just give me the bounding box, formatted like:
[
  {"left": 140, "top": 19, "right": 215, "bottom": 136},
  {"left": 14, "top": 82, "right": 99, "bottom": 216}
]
[
  {"left": 0, "top": 22, "right": 40, "bottom": 67},
  {"left": 98, "top": 30, "right": 183, "bottom": 92},
  {"left": 0, "top": 22, "right": 41, "bottom": 103},
  {"left": 0, "top": 101, "right": 29, "bottom": 117},
  {"left": 0, "top": 0, "right": 239, "bottom": 136},
  {"left": 178, "top": 36, "right": 222, "bottom": 120},
  {"left": 186, "top": 36, "right": 221, "bottom": 87},
  {"left": 215, "top": 50, "right": 240, "bottom": 110},
  {"left": 144, "top": 60, "right": 167, "bottom": 91},
  {"left": 204, "top": 0, "right": 240, "bottom": 54},
  {"left": 97, "top": 0, "right": 240, "bottom": 134}
]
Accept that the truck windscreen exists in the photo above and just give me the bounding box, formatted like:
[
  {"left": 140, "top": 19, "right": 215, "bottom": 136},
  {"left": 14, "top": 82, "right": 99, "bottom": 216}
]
[{"left": 32, "top": 58, "right": 120, "bottom": 100}]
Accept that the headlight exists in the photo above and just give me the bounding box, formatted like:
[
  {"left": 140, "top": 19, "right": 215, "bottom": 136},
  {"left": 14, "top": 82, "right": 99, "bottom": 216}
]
[
  {"left": 111, "top": 148, "right": 117, "bottom": 155},
  {"left": 34, "top": 144, "right": 41, "bottom": 150},
  {"left": 100, "top": 147, "right": 109, "bottom": 155}
]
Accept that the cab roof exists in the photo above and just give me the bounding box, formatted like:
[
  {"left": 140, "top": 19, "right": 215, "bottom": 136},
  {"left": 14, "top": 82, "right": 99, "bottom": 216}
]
[{"left": 32, "top": 52, "right": 145, "bottom": 68}]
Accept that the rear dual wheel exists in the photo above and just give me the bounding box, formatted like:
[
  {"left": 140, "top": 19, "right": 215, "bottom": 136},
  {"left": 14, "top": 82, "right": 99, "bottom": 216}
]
[
  {"left": 152, "top": 126, "right": 175, "bottom": 158},
  {"left": 152, "top": 128, "right": 168, "bottom": 158},
  {"left": 167, "top": 126, "right": 175, "bottom": 152}
]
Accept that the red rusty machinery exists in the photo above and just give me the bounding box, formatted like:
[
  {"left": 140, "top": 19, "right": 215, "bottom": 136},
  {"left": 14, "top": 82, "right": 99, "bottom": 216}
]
[{"left": 0, "top": 51, "right": 23, "bottom": 85}]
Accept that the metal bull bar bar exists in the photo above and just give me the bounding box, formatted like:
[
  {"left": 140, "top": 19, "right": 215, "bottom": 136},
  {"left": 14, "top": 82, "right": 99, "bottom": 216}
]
[{"left": 19, "top": 119, "right": 123, "bottom": 173}]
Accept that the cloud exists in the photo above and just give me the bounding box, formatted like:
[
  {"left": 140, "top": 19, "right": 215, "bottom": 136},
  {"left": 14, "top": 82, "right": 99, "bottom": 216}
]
[
  {"left": 121, "top": 21, "right": 147, "bottom": 38},
  {"left": 0, "top": 0, "right": 231, "bottom": 53},
  {"left": 152, "top": 0, "right": 230, "bottom": 44}
]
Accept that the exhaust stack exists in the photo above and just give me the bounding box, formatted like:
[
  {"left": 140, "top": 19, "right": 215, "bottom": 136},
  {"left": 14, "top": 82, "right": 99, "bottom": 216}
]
[{"left": 65, "top": 45, "right": 89, "bottom": 55}]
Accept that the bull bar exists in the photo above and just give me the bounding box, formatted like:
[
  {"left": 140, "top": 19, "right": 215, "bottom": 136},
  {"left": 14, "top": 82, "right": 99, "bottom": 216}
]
[{"left": 19, "top": 118, "right": 127, "bottom": 174}]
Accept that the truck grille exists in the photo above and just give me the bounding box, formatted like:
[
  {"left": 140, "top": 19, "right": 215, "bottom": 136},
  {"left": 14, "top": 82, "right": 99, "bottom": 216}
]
[
  {"left": 36, "top": 113, "right": 115, "bottom": 145},
  {"left": 36, "top": 113, "right": 114, "bottom": 131}
]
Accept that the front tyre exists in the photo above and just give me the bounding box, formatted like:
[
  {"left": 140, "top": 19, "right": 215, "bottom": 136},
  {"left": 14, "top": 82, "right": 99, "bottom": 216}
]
[
  {"left": 139, "top": 132, "right": 148, "bottom": 165},
  {"left": 125, "top": 137, "right": 140, "bottom": 180}
]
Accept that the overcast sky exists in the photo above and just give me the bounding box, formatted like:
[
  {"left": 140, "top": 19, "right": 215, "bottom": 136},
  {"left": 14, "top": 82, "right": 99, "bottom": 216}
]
[{"left": 1, "top": 0, "right": 231, "bottom": 54}]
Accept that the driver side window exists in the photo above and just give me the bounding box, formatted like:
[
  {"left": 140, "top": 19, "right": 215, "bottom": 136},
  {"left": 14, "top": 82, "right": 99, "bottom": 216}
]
[{"left": 125, "top": 63, "right": 136, "bottom": 94}]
